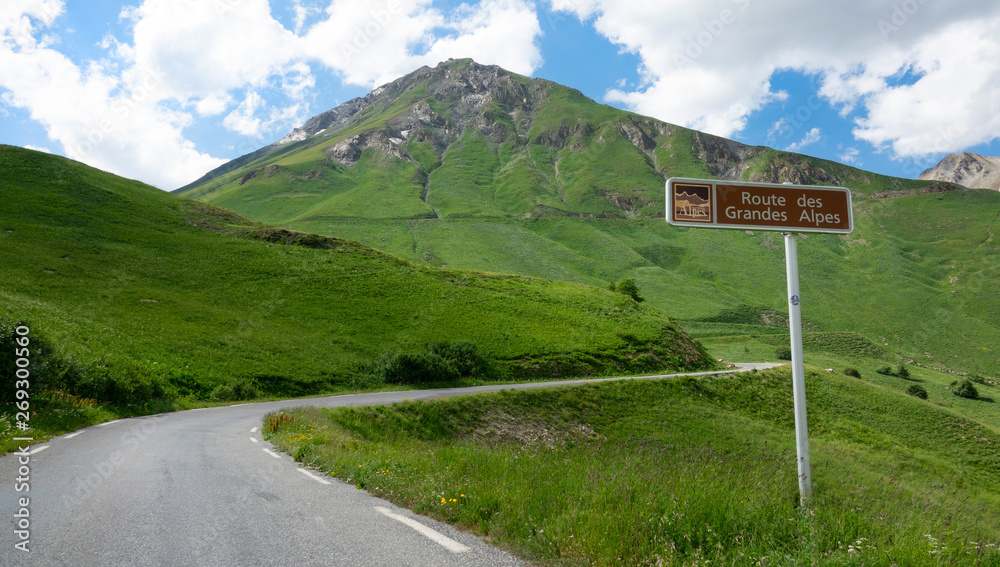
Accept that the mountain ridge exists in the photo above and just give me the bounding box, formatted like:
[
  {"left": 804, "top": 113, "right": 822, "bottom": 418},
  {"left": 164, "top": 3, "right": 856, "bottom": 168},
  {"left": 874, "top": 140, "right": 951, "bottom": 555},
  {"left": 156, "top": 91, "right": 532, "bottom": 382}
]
[{"left": 178, "top": 58, "right": 945, "bottom": 224}]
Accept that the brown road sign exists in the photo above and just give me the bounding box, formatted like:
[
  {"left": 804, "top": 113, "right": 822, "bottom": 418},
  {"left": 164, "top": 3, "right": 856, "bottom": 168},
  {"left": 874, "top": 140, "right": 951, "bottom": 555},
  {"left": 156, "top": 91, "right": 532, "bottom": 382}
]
[{"left": 667, "top": 177, "right": 853, "bottom": 234}]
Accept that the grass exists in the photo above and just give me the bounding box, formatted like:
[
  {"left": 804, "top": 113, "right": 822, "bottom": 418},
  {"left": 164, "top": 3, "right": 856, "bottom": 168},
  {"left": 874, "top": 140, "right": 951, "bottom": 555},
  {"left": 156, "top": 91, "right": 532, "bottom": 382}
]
[
  {"left": 175, "top": 61, "right": 1000, "bottom": 377},
  {"left": 0, "top": 145, "right": 716, "bottom": 453},
  {"left": 265, "top": 365, "right": 1000, "bottom": 566}
]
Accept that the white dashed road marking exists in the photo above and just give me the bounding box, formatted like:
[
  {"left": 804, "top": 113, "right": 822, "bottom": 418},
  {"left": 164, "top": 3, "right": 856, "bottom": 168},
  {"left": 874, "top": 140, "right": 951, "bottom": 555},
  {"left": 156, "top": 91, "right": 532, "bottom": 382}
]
[
  {"left": 374, "top": 506, "right": 470, "bottom": 553},
  {"left": 297, "top": 468, "right": 332, "bottom": 485},
  {"left": 28, "top": 446, "right": 49, "bottom": 455},
  {"left": 262, "top": 448, "right": 282, "bottom": 459}
]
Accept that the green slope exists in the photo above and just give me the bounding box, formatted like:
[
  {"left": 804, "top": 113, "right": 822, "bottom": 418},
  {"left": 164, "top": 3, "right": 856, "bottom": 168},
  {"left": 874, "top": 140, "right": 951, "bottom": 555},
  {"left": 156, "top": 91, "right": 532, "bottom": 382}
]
[
  {"left": 0, "top": 146, "right": 714, "bottom": 415},
  {"left": 267, "top": 365, "right": 1000, "bottom": 565},
  {"left": 175, "top": 59, "right": 1000, "bottom": 377}
]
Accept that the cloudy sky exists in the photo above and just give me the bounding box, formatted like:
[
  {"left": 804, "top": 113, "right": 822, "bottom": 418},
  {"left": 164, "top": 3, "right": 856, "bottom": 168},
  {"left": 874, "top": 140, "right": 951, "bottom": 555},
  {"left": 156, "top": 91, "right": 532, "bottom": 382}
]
[{"left": 2, "top": 0, "right": 999, "bottom": 189}]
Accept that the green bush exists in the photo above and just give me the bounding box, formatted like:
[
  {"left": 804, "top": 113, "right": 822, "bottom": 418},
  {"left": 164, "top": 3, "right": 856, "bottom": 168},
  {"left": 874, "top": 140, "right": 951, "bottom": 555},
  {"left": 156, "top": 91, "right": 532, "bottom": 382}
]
[
  {"left": 0, "top": 318, "right": 68, "bottom": 404},
  {"left": 363, "top": 342, "right": 497, "bottom": 386},
  {"left": 775, "top": 347, "right": 792, "bottom": 361},
  {"left": 612, "top": 278, "right": 644, "bottom": 302},
  {"left": 896, "top": 364, "right": 910, "bottom": 380},
  {"left": 844, "top": 367, "right": 861, "bottom": 378},
  {"left": 426, "top": 342, "right": 497, "bottom": 379},
  {"left": 951, "top": 379, "right": 979, "bottom": 400},
  {"left": 374, "top": 351, "right": 461, "bottom": 385},
  {"left": 210, "top": 379, "right": 263, "bottom": 402},
  {"left": 906, "top": 384, "right": 928, "bottom": 399},
  {"left": 876, "top": 366, "right": 895, "bottom": 376},
  {"left": 73, "top": 358, "right": 167, "bottom": 405}
]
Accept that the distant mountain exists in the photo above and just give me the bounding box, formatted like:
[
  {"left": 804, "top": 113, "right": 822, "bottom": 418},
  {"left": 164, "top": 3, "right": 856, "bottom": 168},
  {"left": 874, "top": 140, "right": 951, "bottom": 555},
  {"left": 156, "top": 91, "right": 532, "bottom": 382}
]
[
  {"left": 177, "top": 58, "right": 932, "bottom": 225},
  {"left": 172, "top": 60, "right": 1000, "bottom": 377},
  {"left": 919, "top": 152, "right": 1000, "bottom": 191}
]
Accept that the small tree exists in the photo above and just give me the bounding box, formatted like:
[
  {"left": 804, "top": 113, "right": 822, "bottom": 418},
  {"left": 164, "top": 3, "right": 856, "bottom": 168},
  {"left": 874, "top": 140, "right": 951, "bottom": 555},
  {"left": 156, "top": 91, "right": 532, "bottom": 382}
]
[
  {"left": 906, "top": 384, "right": 928, "bottom": 399},
  {"left": 614, "top": 278, "right": 644, "bottom": 302},
  {"left": 896, "top": 364, "right": 910, "bottom": 380},
  {"left": 952, "top": 379, "right": 979, "bottom": 400}
]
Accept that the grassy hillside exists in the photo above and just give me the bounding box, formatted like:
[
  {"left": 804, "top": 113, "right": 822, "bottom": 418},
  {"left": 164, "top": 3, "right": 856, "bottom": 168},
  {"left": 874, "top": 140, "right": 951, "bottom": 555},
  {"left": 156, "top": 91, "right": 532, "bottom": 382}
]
[
  {"left": 174, "top": 60, "right": 1000, "bottom": 377},
  {"left": 0, "top": 145, "right": 715, "bottom": 450},
  {"left": 282, "top": 186, "right": 1000, "bottom": 375},
  {"left": 266, "top": 363, "right": 1000, "bottom": 565}
]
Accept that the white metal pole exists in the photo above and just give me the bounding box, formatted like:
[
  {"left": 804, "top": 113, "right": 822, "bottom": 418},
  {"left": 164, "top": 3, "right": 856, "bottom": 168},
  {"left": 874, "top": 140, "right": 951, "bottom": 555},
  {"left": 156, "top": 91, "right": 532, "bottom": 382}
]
[{"left": 783, "top": 232, "right": 812, "bottom": 506}]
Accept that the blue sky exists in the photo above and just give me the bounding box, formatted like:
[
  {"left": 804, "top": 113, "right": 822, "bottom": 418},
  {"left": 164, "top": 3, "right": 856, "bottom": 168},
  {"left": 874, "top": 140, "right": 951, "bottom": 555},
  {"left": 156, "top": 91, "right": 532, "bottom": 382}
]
[{"left": 2, "top": 0, "right": 999, "bottom": 189}]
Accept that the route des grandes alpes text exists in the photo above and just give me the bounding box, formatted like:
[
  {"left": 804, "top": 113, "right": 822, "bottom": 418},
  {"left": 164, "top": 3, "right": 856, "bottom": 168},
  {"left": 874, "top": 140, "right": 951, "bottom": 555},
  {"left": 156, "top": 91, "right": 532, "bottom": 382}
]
[{"left": 667, "top": 178, "right": 853, "bottom": 234}]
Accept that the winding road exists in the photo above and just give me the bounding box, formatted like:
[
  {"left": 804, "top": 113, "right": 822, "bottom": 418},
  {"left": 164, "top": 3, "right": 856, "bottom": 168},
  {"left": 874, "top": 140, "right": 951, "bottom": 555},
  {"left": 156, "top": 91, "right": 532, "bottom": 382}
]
[{"left": 2, "top": 365, "right": 776, "bottom": 566}]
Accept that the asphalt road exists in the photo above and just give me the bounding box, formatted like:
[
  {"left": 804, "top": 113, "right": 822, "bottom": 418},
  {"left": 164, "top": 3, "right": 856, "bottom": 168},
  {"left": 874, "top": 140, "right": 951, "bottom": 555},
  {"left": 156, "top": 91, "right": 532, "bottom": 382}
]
[{"left": 1, "top": 364, "right": 777, "bottom": 566}]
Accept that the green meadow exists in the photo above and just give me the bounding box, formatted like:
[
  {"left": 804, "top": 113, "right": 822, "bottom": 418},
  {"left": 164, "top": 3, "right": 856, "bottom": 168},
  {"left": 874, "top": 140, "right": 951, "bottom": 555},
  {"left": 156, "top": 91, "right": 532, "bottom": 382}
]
[
  {"left": 0, "top": 145, "right": 713, "bottom": 452},
  {"left": 266, "top": 363, "right": 1000, "bottom": 566}
]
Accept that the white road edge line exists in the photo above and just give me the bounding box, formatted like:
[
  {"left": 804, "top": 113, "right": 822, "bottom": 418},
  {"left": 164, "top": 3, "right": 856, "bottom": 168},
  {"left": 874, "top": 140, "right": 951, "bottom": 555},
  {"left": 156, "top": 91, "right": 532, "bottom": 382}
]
[
  {"left": 97, "top": 420, "right": 121, "bottom": 427},
  {"left": 374, "top": 507, "right": 470, "bottom": 553},
  {"left": 250, "top": 427, "right": 258, "bottom": 433},
  {"left": 249, "top": 438, "right": 259, "bottom": 443},
  {"left": 262, "top": 448, "right": 282, "bottom": 459},
  {"left": 297, "top": 468, "right": 332, "bottom": 485},
  {"left": 28, "top": 446, "right": 49, "bottom": 455},
  {"left": 64, "top": 431, "right": 83, "bottom": 439}
]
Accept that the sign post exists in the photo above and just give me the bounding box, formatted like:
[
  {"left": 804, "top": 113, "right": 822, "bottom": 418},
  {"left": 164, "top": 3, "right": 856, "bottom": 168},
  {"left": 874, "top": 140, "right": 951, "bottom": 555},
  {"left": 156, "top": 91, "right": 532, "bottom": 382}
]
[{"left": 666, "top": 177, "right": 854, "bottom": 507}]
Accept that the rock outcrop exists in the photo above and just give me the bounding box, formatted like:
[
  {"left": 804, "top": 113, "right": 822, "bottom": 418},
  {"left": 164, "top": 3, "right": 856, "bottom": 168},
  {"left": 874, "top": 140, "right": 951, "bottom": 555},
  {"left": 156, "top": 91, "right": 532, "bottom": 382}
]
[{"left": 919, "top": 152, "right": 1000, "bottom": 191}]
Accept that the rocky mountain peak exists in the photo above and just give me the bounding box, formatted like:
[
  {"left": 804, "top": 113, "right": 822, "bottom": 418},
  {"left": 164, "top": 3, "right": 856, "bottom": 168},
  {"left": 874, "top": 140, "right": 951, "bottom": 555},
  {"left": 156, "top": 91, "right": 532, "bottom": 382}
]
[{"left": 919, "top": 152, "right": 1000, "bottom": 191}]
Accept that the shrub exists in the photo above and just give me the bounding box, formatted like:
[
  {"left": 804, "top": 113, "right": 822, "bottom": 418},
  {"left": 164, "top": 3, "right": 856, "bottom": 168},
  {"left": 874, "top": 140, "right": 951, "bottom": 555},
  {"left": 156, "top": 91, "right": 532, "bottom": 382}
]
[
  {"left": 613, "top": 278, "right": 644, "bottom": 302},
  {"left": 906, "top": 384, "right": 928, "bottom": 399},
  {"left": 426, "top": 342, "right": 497, "bottom": 379},
  {"left": 896, "top": 364, "right": 910, "bottom": 380},
  {"left": 72, "top": 357, "right": 167, "bottom": 406},
  {"left": 843, "top": 367, "right": 861, "bottom": 378},
  {"left": 374, "top": 351, "right": 460, "bottom": 385},
  {"left": 775, "top": 347, "right": 792, "bottom": 361},
  {"left": 0, "top": 318, "right": 66, "bottom": 404},
  {"left": 210, "top": 379, "right": 263, "bottom": 402},
  {"left": 876, "top": 366, "right": 895, "bottom": 376},
  {"left": 952, "top": 379, "right": 979, "bottom": 400}
]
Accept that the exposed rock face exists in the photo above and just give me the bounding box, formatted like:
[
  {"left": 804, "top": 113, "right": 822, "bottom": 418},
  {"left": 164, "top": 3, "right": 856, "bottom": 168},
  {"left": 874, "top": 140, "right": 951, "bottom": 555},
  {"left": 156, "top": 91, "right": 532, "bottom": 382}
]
[
  {"left": 919, "top": 152, "right": 1000, "bottom": 191},
  {"left": 180, "top": 58, "right": 911, "bottom": 217}
]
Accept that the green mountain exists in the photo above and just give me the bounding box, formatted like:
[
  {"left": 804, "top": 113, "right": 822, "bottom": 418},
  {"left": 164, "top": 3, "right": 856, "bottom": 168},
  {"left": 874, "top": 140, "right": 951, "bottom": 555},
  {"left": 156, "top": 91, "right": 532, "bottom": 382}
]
[
  {"left": 178, "top": 59, "right": 1000, "bottom": 376},
  {"left": 0, "top": 144, "right": 713, "bottom": 417}
]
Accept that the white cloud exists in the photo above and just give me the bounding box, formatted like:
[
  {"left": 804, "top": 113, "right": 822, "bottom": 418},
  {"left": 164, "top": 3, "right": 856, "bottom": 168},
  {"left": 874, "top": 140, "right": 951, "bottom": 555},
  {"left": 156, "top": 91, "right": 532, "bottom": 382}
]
[
  {"left": 0, "top": 0, "right": 545, "bottom": 189},
  {"left": 223, "top": 91, "right": 266, "bottom": 137},
  {"left": 24, "top": 144, "right": 51, "bottom": 153},
  {"left": 839, "top": 147, "right": 862, "bottom": 166},
  {"left": 555, "top": 0, "right": 1000, "bottom": 159},
  {"left": 0, "top": 2, "right": 226, "bottom": 188},
  {"left": 302, "top": 0, "right": 541, "bottom": 87},
  {"left": 786, "top": 127, "right": 821, "bottom": 152}
]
